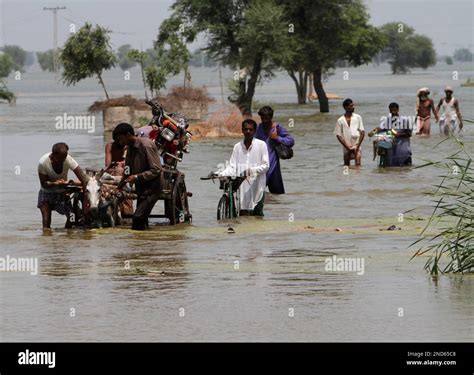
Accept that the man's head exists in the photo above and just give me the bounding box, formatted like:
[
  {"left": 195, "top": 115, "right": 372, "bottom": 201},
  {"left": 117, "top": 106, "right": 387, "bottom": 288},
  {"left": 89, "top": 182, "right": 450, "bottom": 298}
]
[
  {"left": 112, "top": 123, "right": 135, "bottom": 147},
  {"left": 343, "top": 98, "right": 354, "bottom": 113},
  {"left": 50, "top": 142, "right": 69, "bottom": 164},
  {"left": 242, "top": 119, "right": 257, "bottom": 141},
  {"left": 389, "top": 102, "right": 399, "bottom": 116},
  {"left": 445, "top": 86, "right": 453, "bottom": 98},
  {"left": 258, "top": 106, "right": 274, "bottom": 125},
  {"left": 418, "top": 88, "right": 430, "bottom": 99}
]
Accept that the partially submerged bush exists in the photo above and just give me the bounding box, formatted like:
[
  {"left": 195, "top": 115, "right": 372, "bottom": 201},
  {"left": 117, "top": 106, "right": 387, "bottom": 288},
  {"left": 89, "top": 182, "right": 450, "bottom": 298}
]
[
  {"left": 156, "top": 85, "right": 214, "bottom": 113},
  {"left": 88, "top": 86, "right": 214, "bottom": 114},
  {"left": 0, "top": 85, "right": 15, "bottom": 104},
  {"left": 88, "top": 95, "right": 149, "bottom": 112},
  {"left": 412, "top": 137, "right": 474, "bottom": 274}
]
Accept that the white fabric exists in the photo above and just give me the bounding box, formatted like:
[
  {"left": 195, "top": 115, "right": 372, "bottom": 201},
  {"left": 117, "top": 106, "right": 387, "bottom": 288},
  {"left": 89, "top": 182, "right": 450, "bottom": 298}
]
[
  {"left": 440, "top": 97, "right": 457, "bottom": 122},
  {"left": 334, "top": 113, "right": 364, "bottom": 147},
  {"left": 218, "top": 138, "right": 269, "bottom": 210},
  {"left": 38, "top": 152, "right": 79, "bottom": 192}
]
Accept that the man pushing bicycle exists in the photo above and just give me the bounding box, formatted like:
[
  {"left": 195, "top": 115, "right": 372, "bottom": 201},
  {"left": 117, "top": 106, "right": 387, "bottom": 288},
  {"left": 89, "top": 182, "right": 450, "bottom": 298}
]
[{"left": 214, "top": 119, "right": 269, "bottom": 216}]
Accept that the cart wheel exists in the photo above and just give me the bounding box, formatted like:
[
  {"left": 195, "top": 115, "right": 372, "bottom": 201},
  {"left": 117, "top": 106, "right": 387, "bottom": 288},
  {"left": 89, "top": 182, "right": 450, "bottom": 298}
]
[{"left": 166, "top": 174, "right": 191, "bottom": 225}]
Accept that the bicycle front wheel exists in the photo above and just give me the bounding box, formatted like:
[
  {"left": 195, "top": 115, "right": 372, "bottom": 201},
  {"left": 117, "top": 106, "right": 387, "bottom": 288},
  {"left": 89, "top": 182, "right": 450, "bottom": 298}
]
[{"left": 217, "top": 195, "right": 230, "bottom": 220}]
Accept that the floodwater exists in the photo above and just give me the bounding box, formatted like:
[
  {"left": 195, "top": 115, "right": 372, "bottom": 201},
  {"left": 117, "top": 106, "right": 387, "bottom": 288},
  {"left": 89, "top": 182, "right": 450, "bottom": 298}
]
[{"left": 0, "top": 63, "right": 473, "bottom": 341}]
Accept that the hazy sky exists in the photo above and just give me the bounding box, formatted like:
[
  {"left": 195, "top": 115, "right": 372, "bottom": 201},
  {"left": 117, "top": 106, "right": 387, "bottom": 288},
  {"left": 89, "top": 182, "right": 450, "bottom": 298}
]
[{"left": 1, "top": 0, "right": 473, "bottom": 55}]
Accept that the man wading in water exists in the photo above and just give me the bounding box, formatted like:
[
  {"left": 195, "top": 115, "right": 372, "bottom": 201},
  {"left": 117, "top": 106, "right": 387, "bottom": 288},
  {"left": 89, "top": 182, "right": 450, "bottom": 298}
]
[
  {"left": 256, "top": 106, "right": 294, "bottom": 194},
  {"left": 436, "top": 86, "right": 464, "bottom": 136},
  {"left": 334, "top": 98, "right": 365, "bottom": 166},
  {"left": 113, "top": 123, "right": 163, "bottom": 230},
  {"left": 416, "top": 88, "right": 438, "bottom": 136},
  {"left": 217, "top": 119, "right": 269, "bottom": 216},
  {"left": 37, "top": 142, "right": 87, "bottom": 229}
]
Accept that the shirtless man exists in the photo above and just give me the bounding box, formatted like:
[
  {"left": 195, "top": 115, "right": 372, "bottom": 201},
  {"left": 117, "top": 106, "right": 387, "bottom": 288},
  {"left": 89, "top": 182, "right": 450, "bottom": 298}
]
[
  {"left": 436, "top": 86, "right": 463, "bottom": 136},
  {"left": 104, "top": 133, "right": 134, "bottom": 217},
  {"left": 416, "top": 88, "right": 439, "bottom": 136}
]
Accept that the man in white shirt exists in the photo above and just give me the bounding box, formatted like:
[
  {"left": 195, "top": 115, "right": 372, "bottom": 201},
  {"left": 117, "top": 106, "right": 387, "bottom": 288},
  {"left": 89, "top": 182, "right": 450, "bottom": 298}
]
[
  {"left": 217, "top": 119, "right": 269, "bottom": 216},
  {"left": 334, "top": 98, "right": 365, "bottom": 166},
  {"left": 37, "top": 142, "right": 86, "bottom": 229}
]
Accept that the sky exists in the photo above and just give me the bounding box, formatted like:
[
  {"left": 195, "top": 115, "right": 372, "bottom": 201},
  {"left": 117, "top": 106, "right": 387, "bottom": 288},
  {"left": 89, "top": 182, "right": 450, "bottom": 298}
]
[{"left": 1, "top": 0, "right": 473, "bottom": 55}]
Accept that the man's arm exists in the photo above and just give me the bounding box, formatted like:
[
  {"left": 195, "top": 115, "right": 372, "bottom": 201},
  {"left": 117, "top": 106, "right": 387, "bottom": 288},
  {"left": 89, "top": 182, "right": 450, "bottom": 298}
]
[
  {"left": 336, "top": 135, "right": 352, "bottom": 151},
  {"left": 218, "top": 145, "right": 237, "bottom": 177},
  {"left": 273, "top": 124, "right": 295, "bottom": 147},
  {"left": 356, "top": 131, "right": 365, "bottom": 150},
  {"left": 105, "top": 143, "right": 112, "bottom": 167},
  {"left": 454, "top": 99, "right": 463, "bottom": 129},
  {"left": 431, "top": 99, "right": 439, "bottom": 121},
  {"left": 39, "top": 173, "right": 52, "bottom": 189},
  {"left": 436, "top": 98, "right": 444, "bottom": 114},
  {"left": 250, "top": 144, "right": 269, "bottom": 176},
  {"left": 138, "top": 143, "right": 163, "bottom": 182},
  {"left": 72, "top": 166, "right": 88, "bottom": 186}
]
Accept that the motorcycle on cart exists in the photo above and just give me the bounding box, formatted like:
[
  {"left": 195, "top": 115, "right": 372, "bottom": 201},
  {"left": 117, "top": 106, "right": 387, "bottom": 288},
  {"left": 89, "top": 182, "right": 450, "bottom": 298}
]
[{"left": 142, "top": 99, "right": 193, "bottom": 225}]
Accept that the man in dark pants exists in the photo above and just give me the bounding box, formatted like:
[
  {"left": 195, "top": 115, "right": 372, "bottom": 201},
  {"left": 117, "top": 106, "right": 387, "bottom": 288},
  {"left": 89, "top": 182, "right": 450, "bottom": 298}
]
[{"left": 113, "top": 123, "right": 163, "bottom": 230}]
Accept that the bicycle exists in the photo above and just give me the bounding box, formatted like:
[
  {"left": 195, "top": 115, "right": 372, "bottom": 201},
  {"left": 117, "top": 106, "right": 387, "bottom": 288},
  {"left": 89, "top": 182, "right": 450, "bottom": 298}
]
[{"left": 201, "top": 173, "right": 247, "bottom": 220}]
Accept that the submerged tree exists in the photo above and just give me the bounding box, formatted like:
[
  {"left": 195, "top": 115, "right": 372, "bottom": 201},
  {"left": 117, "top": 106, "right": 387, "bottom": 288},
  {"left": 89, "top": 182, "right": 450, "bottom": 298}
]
[
  {"left": 37, "top": 49, "right": 56, "bottom": 72},
  {"left": 1, "top": 45, "right": 27, "bottom": 72},
  {"left": 61, "top": 23, "right": 116, "bottom": 99},
  {"left": 158, "top": 0, "right": 293, "bottom": 117},
  {"left": 278, "top": 0, "right": 385, "bottom": 111},
  {"left": 380, "top": 22, "right": 436, "bottom": 74},
  {"left": 0, "top": 53, "right": 16, "bottom": 104},
  {"left": 117, "top": 44, "right": 136, "bottom": 70}
]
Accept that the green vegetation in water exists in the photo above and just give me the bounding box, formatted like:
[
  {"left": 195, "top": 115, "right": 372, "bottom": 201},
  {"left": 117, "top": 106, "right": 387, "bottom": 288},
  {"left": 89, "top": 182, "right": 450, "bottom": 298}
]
[{"left": 412, "top": 137, "right": 474, "bottom": 275}]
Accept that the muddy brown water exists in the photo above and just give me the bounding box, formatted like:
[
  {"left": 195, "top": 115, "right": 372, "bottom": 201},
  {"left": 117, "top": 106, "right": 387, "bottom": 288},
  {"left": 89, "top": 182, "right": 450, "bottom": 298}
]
[{"left": 1, "top": 64, "right": 473, "bottom": 341}]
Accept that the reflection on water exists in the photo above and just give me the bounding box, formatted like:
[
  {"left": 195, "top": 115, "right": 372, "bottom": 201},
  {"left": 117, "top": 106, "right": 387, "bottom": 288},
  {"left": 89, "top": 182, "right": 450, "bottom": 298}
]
[{"left": 1, "top": 64, "right": 473, "bottom": 341}]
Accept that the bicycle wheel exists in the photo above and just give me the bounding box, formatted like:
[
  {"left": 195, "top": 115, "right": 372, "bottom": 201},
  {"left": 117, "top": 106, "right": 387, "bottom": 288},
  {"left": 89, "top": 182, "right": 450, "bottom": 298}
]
[
  {"left": 232, "top": 191, "right": 240, "bottom": 218},
  {"left": 217, "top": 195, "right": 230, "bottom": 220}
]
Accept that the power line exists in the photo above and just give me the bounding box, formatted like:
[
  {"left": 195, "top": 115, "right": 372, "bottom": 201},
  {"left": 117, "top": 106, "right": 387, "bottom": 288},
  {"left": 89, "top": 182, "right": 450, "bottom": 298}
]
[{"left": 43, "top": 6, "right": 66, "bottom": 72}]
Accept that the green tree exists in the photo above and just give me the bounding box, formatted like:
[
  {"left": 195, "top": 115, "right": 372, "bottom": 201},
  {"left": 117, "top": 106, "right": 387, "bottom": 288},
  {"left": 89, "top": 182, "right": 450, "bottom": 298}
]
[
  {"left": 155, "top": 16, "right": 193, "bottom": 89},
  {"left": 117, "top": 44, "right": 136, "bottom": 70},
  {"left": 60, "top": 23, "right": 116, "bottom": 99},
  {"left": 1, "top": 45, "right": 27, "bottom": 72},
  {"left": 158, "top": 0, "right": 293, "bottom": 116},
  {"left": 278, "top": 0, "right": 385, "bottom": 110},
  {"left": 0, "top": 53, "right": 16, "bottom": 103},
  {"left": 128, "top": 49, "right": 152, "bottom": 98},
  {"left": 144, "top": 65, "right": 167, "bottom": 97},
  {"left": 453, "top": 48, "right": 473, "bottom": 62},
  {"left": 380, "top": 22, "right": 436, "bottom": 74},
  {"left": 37, "top": 49, "right": 56, "bottom": 72}
]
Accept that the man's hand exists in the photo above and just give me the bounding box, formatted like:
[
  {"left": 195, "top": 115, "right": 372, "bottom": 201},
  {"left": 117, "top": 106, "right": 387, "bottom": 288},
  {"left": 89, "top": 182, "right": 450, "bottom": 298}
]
[
  {"left": 459, "top": 122, "right": 463, "bottom": 130},
  {"left": 126, "top": 175, "right": 138, "bottom": 184},
  {"left": 48, "top": 179, "right": 67, "bottom": 186},
  {"left": 270, "top": 131, "right": 279, "bottom": 141}
]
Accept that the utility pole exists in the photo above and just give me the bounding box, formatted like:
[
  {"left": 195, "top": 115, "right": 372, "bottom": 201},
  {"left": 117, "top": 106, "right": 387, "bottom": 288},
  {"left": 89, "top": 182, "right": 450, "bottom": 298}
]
[{"left": 43, "top": 6, "right": 66, "bottom": 72}]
